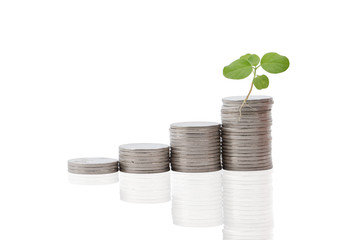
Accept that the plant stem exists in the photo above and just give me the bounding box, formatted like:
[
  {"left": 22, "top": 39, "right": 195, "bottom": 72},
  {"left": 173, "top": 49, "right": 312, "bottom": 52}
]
[{"left": 238, "top": 67, "right": 257, "bottom": 121}]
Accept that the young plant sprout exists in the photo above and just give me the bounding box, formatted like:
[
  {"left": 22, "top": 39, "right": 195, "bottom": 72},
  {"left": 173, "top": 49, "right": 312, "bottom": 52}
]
[{"left": 223, "top": 52, "right": 290, "bottom": 118}]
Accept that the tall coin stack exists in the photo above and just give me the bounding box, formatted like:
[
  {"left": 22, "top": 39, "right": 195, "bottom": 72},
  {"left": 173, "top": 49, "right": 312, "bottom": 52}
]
[
  {"left": 119, "top": 143, "right": 171, "bottom": 203},
  {"left": 170, "top": 122, "right": 223, "bottom": 227},
  {"left": 221, "top": 96, "right": 273, "bottom": 171},
  {"left": 170, "top": 122, "right": 221, "bottom": 172}
]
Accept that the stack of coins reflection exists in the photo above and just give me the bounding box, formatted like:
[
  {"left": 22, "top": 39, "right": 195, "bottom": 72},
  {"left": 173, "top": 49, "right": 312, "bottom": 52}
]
[
  {"left": 170, "top": 122, "right": 221, "bottom": 172},
  {"left": 221, "top": 96, "right": 273, "bottom": 171},
  {"left": 171, "top": 171, "right": 223, "bottom": 227},
  {"left": 222, "top": 170, "right": 273, "bottom": 240},
  {"left": 120, "top": 171, "right": 170, "bottom": 203}
]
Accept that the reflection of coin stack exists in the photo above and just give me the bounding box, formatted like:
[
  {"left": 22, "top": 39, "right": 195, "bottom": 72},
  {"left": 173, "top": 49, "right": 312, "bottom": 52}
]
[
  {"left": 120, "top": 172, "right": 170, "bottom": 203},
  {"left": 67, "top": 158, "right": 119, "bottom": 185},
  {"left": 170, "top": 122, "right": 221, "bottom": 172},
  {"left": 118, "top": 143, "right": 171, "bottom": 203},
  {"left": 171, "top": 171, "right": 223, "bottom": 227},
  {"left": 170, "top": 122, "right": 223, "bottom": 227},
  {"left": 221, "top": 96, "right": 273, "bottom": 171},
  {"left": 222, "top": 170, "right": 273, "bottom": 240}
]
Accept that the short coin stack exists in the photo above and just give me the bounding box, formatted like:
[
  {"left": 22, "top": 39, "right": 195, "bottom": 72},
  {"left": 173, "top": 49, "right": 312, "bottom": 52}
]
[
  {"left": 221, "top": 96, "right": 273, "bottom": 171},
  {"left": 68, "top": 157, "right": 119, "bottom": 174},
  {"left": 170, "top": 122, "right": 221, "bottom": 173},
  {"left": 119, "top": 143, "right": 170, "bottom": 174}
]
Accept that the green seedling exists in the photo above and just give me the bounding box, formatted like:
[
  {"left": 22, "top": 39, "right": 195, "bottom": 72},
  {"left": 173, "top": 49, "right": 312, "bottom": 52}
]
[{"left": 223, "top": 52, "right": 289, "bottom": 118}]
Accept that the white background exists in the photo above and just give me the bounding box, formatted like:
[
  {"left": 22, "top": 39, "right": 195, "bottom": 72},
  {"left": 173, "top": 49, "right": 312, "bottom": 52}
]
[{"left": 0, "top": 0, "right": 359, "bottom": 239}]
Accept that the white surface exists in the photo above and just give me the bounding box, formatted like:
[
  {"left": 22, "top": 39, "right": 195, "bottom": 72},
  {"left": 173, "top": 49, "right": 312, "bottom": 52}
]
[{"left": 1, "top": 0, "right": 360, "bottom": 240}]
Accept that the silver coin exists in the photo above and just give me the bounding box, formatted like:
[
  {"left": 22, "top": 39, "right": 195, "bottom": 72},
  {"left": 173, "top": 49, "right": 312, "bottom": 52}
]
[
  {"left": 171, "top": 161, "right": 221, "bottom": 167},
  {"left": 119, "top": 158, "right": 169, "bottom": 162},
  {"left": 222, "top": 162, "right": 272, "bottom": 167},
  {"left": 119, "top": 153, "right": 169, "bottom": 158},
  {"left": 68, "top": 164, "right": 118, "bottom": 170},
  {"left": 119, "top": 161, "right": 169, "bottom": 166},
  {"left": 221, "top": 133, "right": 271, "bottom": 139},
  {"left": 67, "top": 162, "right": 118, "bottom": 169},
  {"left": 221, "top": 141, "right": 271, "bottom": 147},
  {"left": 119, "top": 166, "right": 169, "bottom": 171},
  {"left": 170, "top": 139, "right": 220, "bottom": 143},
  {"left": 221, "top": 111, "right": 272, "bottom": 118},
  {"left": 171, "top": 155, "right": 220, "bottom": 161},
  {"left": 223, "top": 160, "right": 272, "bottom": 166},
  {"left": 222, "top": 150, "right": 272, "bottom": 156},
  {"left": 222, "top": 95, "right": 273, "bottom": 102},
  {"left": 221, "top": 120, "right": 272, "bottom": 125},
  {"left": 171, "top": 166, "right": 222, "bottom": 173},
  {"left": 171, "top": 148, "right": 220, "bottom": 153},
  {"left": 222, "top": 104, "right": 273, "bottom": 109},
  {"left": 171, "top": 156, "right": 221, "bottom": 161},
  {"left": 222, "top": 145, "right": 271, "bottom": 150},
  {"left": 119, "top": 143, "right": 169, "bottom": 151},
  {"left": 222, "top": 139, "right": 271, "bottom": 144},
  {"left": 68, "top": 157, "right": 118, "bottom": 167},
  {"left": 221, "top": 108, "right": 272, "bottom": 113},
  {"left": 119, "top": 151, "right": 169, "bottom": 157},
  {"left": 170, "top": 158, "right": 221, "bottom": 164},
  {"left": 222, "top": 155, "right": 271, "bottom": 162},
  {"left": 170, "top": 143, "right": 221, "bottom": 148},
  {"left": 221, "top": 138, "right": 271, "bottom": 144},
  {"left": 221, "top": 125, "right": 272, "bottom": 131},
  {"left": 170, "top": 121, "right": 220, "bottom": 128},
  {"left": 223, "top": 165, "right": 273, "bottom": 171},
  {"left": 222, "top": 151, "right": 272, "bottom": 157},
  {"left": 119, "top": 152, "right": 169, "bottom": 157},
  {"left": 119, "top": 168, "right": 170, "bottom": 174},
  {"left": 68, "top": 168, "right": 118, "bottom": 174},
  {"left": 170, "top": 133, "right": 220, "bottom": 137},
  {"left": 170, "top": 146, "right": 221, "bottom": 151}
]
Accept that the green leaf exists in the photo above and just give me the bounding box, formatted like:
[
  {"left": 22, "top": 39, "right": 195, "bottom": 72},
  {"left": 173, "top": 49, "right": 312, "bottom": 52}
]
[
  {"left": 261, "top": 52, "right": 290, "bottom": 73},
  {"left": 240, "top": 53, "right": 251, "bottom": 60},
  {"left": 240, "top": 53, "right": 260, "bottom": 66},
  {"left": 253, "top": 75, "right": 269, "bottom": 90},
  {"left": 248, "top": 54, "right": 260, "bottom": 66},
  {"left": 223, "top": 58, "right": 253, "bottom": 79}
]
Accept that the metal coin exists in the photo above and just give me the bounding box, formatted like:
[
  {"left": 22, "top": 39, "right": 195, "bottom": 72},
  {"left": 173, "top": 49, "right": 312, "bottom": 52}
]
[
  {"left": 170, "top": 121, "right": 220, "bottom": 129},
  {"left": 68, "top": 158, "right": 118, "bottom": 167},
  {"left": 68, "top": 168, "right": 119, "bottom": 174},
  {"left": 119, "top": 143, "right": 169, "bottom": 151},
  {"left": 223, "top": 165, "right": 273, "bottom": 171}
]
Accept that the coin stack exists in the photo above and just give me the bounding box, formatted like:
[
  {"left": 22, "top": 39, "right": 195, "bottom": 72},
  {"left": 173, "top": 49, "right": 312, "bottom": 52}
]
[
  {"left": 221, "top": 96, "right": 273, "bottom": 171},
  {"left": 170, "top": 122, "right": 221, "bottom": 172},
  {"left": 119, "top": 143, "right": 170, "bottom": 174},
  {"left": 68, "top": 157, "right": 119, "bottom": 175},
  {"left": 222, "top": 170, "right": 273, "bottom": 240}
]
